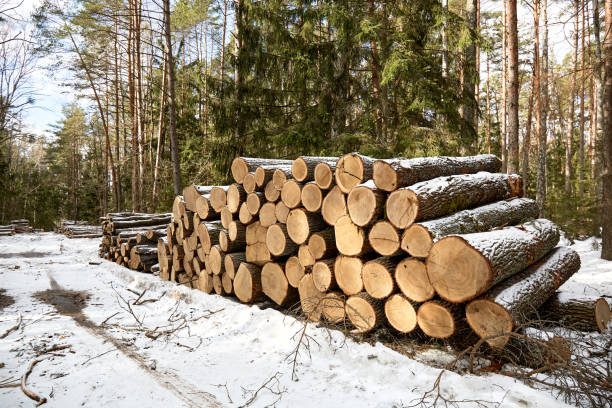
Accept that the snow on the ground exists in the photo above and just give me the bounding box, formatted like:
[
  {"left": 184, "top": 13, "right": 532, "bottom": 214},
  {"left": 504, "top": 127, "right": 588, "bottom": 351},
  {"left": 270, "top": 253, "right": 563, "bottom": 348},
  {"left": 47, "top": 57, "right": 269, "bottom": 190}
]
[{"left": 0, "top": 233, "right": 609, "bottom": 407}]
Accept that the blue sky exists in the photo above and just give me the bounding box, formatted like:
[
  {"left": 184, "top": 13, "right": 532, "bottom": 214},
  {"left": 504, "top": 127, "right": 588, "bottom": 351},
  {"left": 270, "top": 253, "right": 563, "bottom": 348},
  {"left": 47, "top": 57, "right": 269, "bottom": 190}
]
[{"left": 12, "top": 0, "right": 575, "bottom": 141}]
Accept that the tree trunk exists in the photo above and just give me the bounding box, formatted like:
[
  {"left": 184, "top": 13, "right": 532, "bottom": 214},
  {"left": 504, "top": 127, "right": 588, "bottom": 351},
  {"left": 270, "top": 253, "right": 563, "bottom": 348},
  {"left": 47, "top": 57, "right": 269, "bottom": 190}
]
[
  {"left": 565, "top": 0, "right": 579, "bottom": 195},
  {"left": 602, "top": 0, "right": 612, "bottom": 260},
  {"left": 536, "top": 0, "right": 548, "bottom": 215},
  {"left": 466, "top": 247, "right": 580, "bottom": 348},
  {"left": 463, "top": 0, "right": 477, "bottom": 140},
  {"left": 501, "top": 0, "right": 508, "bottom": 172},
  {"left": 401, "top": 197, "right": 539, "bottom": 258},
  {"left": 152, "top": 56, "right": 167, "bottom": 204},
  {"left": 427, "top": 219, "right": 560, "bottom": 303},
  {"left": 578, "top": 1, "right": 586, "bottom": 198},
  {"left": 386, "top": 172, "right": 523, "bottom": 229},
  {"left": 506, "top": 0, "right": 520, "bottom": 174},
  {"left": 539, "top": 295, "right": 611, "bottom": 333}
]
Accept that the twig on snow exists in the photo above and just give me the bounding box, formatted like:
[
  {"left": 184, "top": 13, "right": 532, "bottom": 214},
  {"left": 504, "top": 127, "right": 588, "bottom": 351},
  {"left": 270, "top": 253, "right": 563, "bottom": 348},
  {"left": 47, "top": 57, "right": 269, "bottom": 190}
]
[
  {"left": 21, "top": 359, "right": 47, "bottom": 406},
  {"left": 0, "top": 313, "right": 22, "bottom": 339},
  {"left": 239, "top": 372, "right": 284, "bottom": 408}
]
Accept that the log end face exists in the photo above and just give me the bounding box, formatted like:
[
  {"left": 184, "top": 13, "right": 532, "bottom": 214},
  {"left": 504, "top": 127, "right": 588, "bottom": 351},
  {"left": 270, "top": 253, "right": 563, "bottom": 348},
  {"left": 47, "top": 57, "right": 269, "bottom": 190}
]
[
  {"left": 285, "top": 256, "right": 305, "bottom": 288},
  {"left": 322, "top": 292, "right": 346, "bottom": 324},
  {"left": 334, "top": 255, "right": 364, "bottom": 295},
  {"left": 314, "top": 162, "right": 333, "bottom": 189},
  {"left": 226, "top": 184, "right": 241, "bottom": 213},
  {"left": 292, "top": 158, "right": 308, "bottom": 182},
  {"left": 301, "top": 183, "right": 323, "bottom": 212},
  {"left": 246, "top": 192, "right": 261, "bottom": 215},
  {"left": 334, "top": 215, "right": 365, "bottom": 256},
  {"left": 346, "top": 294, "right": 377, "bottom": 333},
  {"left": 231, "top": 158, "right": 248, "bottom": 184},
  {"left": 234, "top": 263, "right": 255, "bottom": 302},
  {"left": 261, "top": 262, "right": 289, "bottom": 306},
  {"left": 427, "top": 236, "right": 491, "bottom": 303},
  {"left": 465, "top": 299, "right": 513, "bottom": 349},
  {"left": 312, "top": 261, "right": 333, "bottom": 292},
  {"left": 321, "top": 186, "right": 347, "bottom": 226},
  {"left": 243, "top": 173, "right": 257, "bottom": 194},
  {"left": 273, "top": 169, "right": 288, "bottom": 190},
  {"left": 298, "top": 274, "right": 325, "bottom": 322},
  {"left": 347, "top": 186, "right": 377, "bottom": 227},
  {"left": 401, "top": 225, "right": 433, "bottom": 258},
  {"left": 362, "top": 261, "right": 394, "bottom": 299},
  {"left": 395, "top": 258, "right": 434, "bottom": 302},
  {"left": 287, "top": 209, "right": 310, "bottom": 245},
  {"left": 594, "top": 298, "right": 612, "bottom": 332},
  {"left": 281, "top": 180, "right": 302, "bottom": 209},
  {"left": 369, "top": 221, "right": 400, "bottom": 256},
  {"left": 416, "top": 302, "right": 455, "bottom": 339},
  {"left": 335, "top": 154, "right": 364, "bottom": 193},
  {"left": 385, "top": 294, "right": 417, "bottom": 333},
  {"left": 373, "top": 160, "right": 397, "bottom": 192},
  {"left": 386, "top": 189, "right": 418, "bottom": 229},
  {"left": 266, "top": 224, "right": 287, "bottom": 256}
]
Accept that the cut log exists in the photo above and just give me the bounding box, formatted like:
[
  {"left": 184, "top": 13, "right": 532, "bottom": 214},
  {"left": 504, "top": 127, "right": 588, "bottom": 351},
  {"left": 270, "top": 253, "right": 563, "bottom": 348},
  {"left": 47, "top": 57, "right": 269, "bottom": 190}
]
[
  {"left": 195, "top": 195, "right": 217, "bottom": 220},
  {"left": 239, "top": 202, "right": 257, "bottom": 224},
  {"left": 246, "top": 192, "right": 265, "bottom": 215},
  {"left": 539, "top": 295, "right": 611, "bottom": 333},
  {"left": 385, "top": 294, "right": 419, "bottom": 333},
  {"left": 292, "top": 156, "right": 338, "bottom": 182},
  {"left": 373, "top": 154, "right": 502, "bottom": 192},
  {"left": 212, "top": 274, "right": 224, "bottom": 295},
  {"left": 298, "top": 245, "right": 315, "bottom": 268},
  {"left": 321, "top": 186, "right": 346, "bottom": 226},
  {"left": 255, "top": 165, "right": 290, "bottom": 188},
  {"left": 245, "top": 243, "right": 271, "bottom": 265},
  {"left": 261, "top": 262, "right": 296, "bottom": 306},
  {"left": 417, "top": 300, "right": 462, "bottom": 339},
  {"left": 219, "top": 230, "right": 246, "bottom": 253},
  {"left": 258, "top": 202, "right": 277, "bottom": 227},
  {"left": 226, "top": 184, "right": 246, "bottom": 213},
  {"left": 298, "top": 274, "right": 325, "bottom": 322},
  {"left": 228, "top": 220, "right": 246, "bottom": 242},
  {"left": 401, "top": 198, "right": 539, "bottom": 258},
  {"left": 197, "top": 273, "right": 214, "bottom": 294},
  {"left": 245, "top": 221, "right": 263, "bottom": 245},
  {"left": 347, "top": 180, "right": 386, "bottom": 227},
  {"left": 287, "top": 208, "right": 325, "bottom": 245},
  {"left": 243, "top": 173, "right": 257, "bottom": 194},
  {"left": 231, "top": 157, "right": 293, "bottom": 184},
  {"left": 264, "top": 180, "right": 281, "bottom": 202},
  {"left": 172, "top": 196, "right": 186, "bottom": 219},
  {"left": 182, "top": 185, "right": 214, "bottom": 212},
  {"left": 208, "top": 245, "right": 225, "bottom": 275},
  {"left": 368, "top": 221, "right": 401, "bottom": 256},
  {"left": 334, "top": 215, "right": 371, "bottom": 256},
  {"left": 394, "top": 258, "right": 434, "bottom": 303},
  {"left": 386, "top": 172, "right": 523, "bottom": 229},
  {"left": 427, "top": 219, "right": 560, "bottom": 303},
  {"left": 307, "top": 228, "right": 337, "bottom": 260},
  {"left": 334, "top": 255, "right": 365, "bottom": 295},
  {"left": 266, "top": 223, "right": 299, "bottom": 257},
  {"left": 234, "top": 262, "right": 263, "bottom": 303},
  {"left": 362, "top": 256, "right": 399, "bottom": 299},
  {"left": 281, "top": 180, "right": 302, "bottom": 209},
  {"left": 335, "top": 153, "right": 376, "bottom": 193},
  {"left": 273, "top": 166, "right": 294, "bottom": 191},
  {"left": 314, "top": 161, "right": 336, "bottom": 190},
  {"left": 220, "top": 207, "right": 233, "bottom": 229},
  {"left": 285, "top": 256, "right": 310, "bottom": 288},
  {"left": 465, "top": 247, "right": 581, "bottom": 348},
  {"left": 345, "top": 292, "right": 384, "bottom": 333},
  {"left": 209, "top": 186, "right": 230, "bottom": 213},
  {"left": 301, "top": 182, "right": 323, "bottom": 212},
  {"left": 197, "top": 221, "right": 223, "bottom": 254},
  {"left": 222, "top": 272, "right": 234, "bottom": 294},
  {"left": 312, "top": 258, "right": 337, "bottom": 292},
  {"left": 275, "top": 201, "right": 289, "bottom": 223},
  {"left": 322, "top": 292, "right": 346, "bottom": 324},
  {"left": 224, "top": 252, "right": 247, "bottom": 279},
  {"left": 192, "top": 257, "right": 204, "bottom": 276}
]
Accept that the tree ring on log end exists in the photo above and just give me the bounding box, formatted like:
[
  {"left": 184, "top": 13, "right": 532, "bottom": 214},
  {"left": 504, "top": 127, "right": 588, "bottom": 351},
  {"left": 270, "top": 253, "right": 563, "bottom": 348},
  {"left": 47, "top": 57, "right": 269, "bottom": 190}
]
[
  {"left": 369, "top": 221, "right": 400, "bottom": 256},
  {"left": 386, "top": 189, "right": 418, "bottom": 229},
  {"left": 231, "top": 158, "right": 248, "bottom": 183},
  {"left": 385, "top": 294, "right": 417, "bottom": 333},
  {"left": 301, "top": 183, "right": 323, "bottom": 212},
  {"left": 334, "top": 255, "right": 364, "bottom": 295},
  {"left": 401, "top": 225, "right": 433, "bottom": 258},
  {"left": 334, "top": 215, "right": 365, "bottom": 256},
  {"left": 292, "top": 157, "right": 308, "bottom": 182},
  {"left": 322, "top": 292, "right": 346, "bottom": 323},
  {"left": 362, "top": 260, "right": 394, "bottom": 299},
  {"left": 266, "top": 224, "right": 288, "bottom": 256},
  {"left": 465, "top": 299, "right": 513, "bottom": 348},
  {"left": 395, "top": 258, "right": 434, "bottom": 302},
  {"left": 345, "top": 295, "right": 377, "bottom": 333},
  {"left": 314, "top": 162, "right": 333, "bottom": 189},
  {"left": 261, "top": 263, "right": 290, "bottom": 306},
  {"left": 595, "top": 298, "right": 612, "bottom": 332},
  {"left": 416, "top": 302, "right": 455, "bottom": 339},
  {"left": 281, "top": 180, "right": 302, "bottom": 209},
  {"left": 287, "top": 208, "right": 311, "bottom": 245},
  {"left": 335, "top": 154, "right": 365, "bottom": 193},
  {"left": 373, "top": 160, "right": 398, "bottom": 191}
]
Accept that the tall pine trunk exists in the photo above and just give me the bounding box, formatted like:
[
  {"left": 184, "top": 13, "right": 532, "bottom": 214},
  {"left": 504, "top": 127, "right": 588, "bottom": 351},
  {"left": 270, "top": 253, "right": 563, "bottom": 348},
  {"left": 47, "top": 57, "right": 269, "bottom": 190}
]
[
  {"left": 506, "top": 0, "right": 520, "bottom": 174},
  {"left": 537, "top": 0, "right": 548, "bottom": 215},
  {"left": 501, "top": 0, "right": 508, "bottom": 172},
  {"left": 565, "top": 0, "right": 579, "bottom": 195},
  {"left": 578, "top": 1, "right": 586, "bottom": 198},
  {"left": 601, "top": 0, "right": 612, "bottom": 260}
]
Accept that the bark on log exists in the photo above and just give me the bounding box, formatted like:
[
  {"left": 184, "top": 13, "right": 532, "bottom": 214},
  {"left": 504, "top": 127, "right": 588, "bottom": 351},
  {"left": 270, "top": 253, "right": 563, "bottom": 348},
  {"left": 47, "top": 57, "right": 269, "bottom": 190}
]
[
  {"left": 231, "top": 157, "right": 293, "bottom": 184},
  {"left": 275, "top": 201, "right": 290, "bottom": 223},
  {"left": 261, "top": 262, "right": 296, "bottom": 306},
  {"left": 314, "top": 161, "right": 336, "bottom": 190},
  {"left": 347, "top": 180, "right": 386, "bottom": 227},
  {"left": 386, "top": 172, "right": 523, "bottom": 229},
  {"left": 287, "top": 208, "right": 326, "bottom": 245},
  {"left": 539, "top": 295, "right": 611, "bottom": 333},
  {"left": 301, "top": 182, "right": 323, "bottom": 212},
  {"left": 266, "top": 223, "right": 299, "bottom": 257},
  {"left": 373, "top": 154, "right": 502, "bottom": 192},
  {"left": 321, "top": 186, "right": 347, "bottom": 226},
  {"left": 307, "top": 228, "right": 337, "bottom": 260},
  {"left": 209, "top": 186, "right": 230, "bottom": 213},
  {"left": 292, "top": 156, "right": 338, "bottom": 182},
  {"left": 335, "top": 153, "right": 376, "bottom": 193},
  {"left": 312, "top": 258, "right": 337, "bottom": 292},
  {"left": 298, "top": 273, "right": 325, "bottom": 322},
  {"left": 224, "top": 252, "right": 247, "bottom": 279},
  {"left": 259, "top": 202, "right": 277, "bottom": 227},
  {"left": 362, "top": 256, "right": 399, "bottom": 299},
  {"left": 394, "top": 257, "right": 434, "bottom": 303},
  {"left": 234, "top": 262, "right": 263, "bottom": 303},
  {"left": 368, "top": 221, "right": 401, "bottom": 256},
  {"left": 345, "top": 292, "right": 384, "bottom": 333},
  {"left": 402, "top": 198, "right": 539, "bottom": 258},
  {"left": 322, "top": 292, "right": 346, "bottom": 324},
  {"left": 334, "top": 255, "right": 365, "bottom": 295},
  {"left": 334, "top": 215, "right": 372, "bottom": 256},
  {"left": 466, "top": 247, "right": 581, "bottom": 348},
  {"left": 281, "top": 180, "right": 303, "bottom": 209},
  {"left": 285, "top": 256, "right": 311, "bottom": 288},
  {"left": 417, "top": 300, "right": 463, "bottom": 339},
  {"left": 427, "top": 219, "right": 560, "bottom": 303},
  {"left": 385, "top": 294, "right": 419, "bottom": 333}
]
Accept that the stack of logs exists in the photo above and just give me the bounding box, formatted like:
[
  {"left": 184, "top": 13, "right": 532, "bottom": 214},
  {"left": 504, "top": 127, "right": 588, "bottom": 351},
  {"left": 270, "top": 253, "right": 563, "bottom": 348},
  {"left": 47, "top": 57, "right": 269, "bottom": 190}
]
[
  {"left": 99, "top": 212, "right": 171, "bottom": 272},
  {"left": 10, "top": 219, "right": 32, "bottom": 233},
  {"left": 0, "top": 225, "right": 15, "bottom": 236},
  {"left": 153, "top": 153, "right": 611, "bottom": 349},
  {"left": 60, "top": 220, "right": 103, "bottom": 238}
]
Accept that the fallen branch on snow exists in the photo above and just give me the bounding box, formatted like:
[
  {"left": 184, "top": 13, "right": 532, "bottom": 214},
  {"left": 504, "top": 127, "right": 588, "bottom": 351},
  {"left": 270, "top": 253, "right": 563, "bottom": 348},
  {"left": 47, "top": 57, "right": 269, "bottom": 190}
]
[
  {"left": 0, "top": 313, "right": 22, "bottom": 339},
  {"left": 21, "top": 359, "right": 47, "bottom": 406}
]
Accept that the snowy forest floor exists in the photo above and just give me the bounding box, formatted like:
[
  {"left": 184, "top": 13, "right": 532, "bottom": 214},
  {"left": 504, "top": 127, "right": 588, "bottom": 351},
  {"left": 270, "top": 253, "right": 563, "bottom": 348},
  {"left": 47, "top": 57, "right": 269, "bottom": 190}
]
[{"left": 0, "top": 233, "right": 610, "bottom": 407}]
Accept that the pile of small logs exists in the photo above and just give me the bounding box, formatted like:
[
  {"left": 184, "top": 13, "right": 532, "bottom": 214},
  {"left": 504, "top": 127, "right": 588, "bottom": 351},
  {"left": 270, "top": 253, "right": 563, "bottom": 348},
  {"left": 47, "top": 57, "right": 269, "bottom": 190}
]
[
  {"left": 151, "top": 153, "right": 611, "bottom": 349},
  {"left": 98, "top": 212, "right": 171, "bottom": 272},
  {"left": 10, "top": 219, "right": 32, "bottom": 233},
  {"left": 60, "top": 220, "right": 103, "bottom": 238},
  {"left": 0, "top": 225, "right": 15, "bottom": 236}
]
